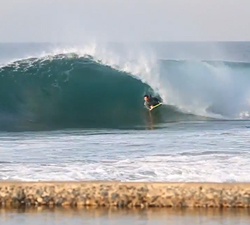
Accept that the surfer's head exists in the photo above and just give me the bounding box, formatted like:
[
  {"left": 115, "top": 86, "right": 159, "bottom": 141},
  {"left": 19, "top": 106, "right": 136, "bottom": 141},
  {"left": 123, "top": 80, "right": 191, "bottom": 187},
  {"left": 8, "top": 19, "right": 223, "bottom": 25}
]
[{"left": 144, "top": 95, "right": 149, "bottom": 101}]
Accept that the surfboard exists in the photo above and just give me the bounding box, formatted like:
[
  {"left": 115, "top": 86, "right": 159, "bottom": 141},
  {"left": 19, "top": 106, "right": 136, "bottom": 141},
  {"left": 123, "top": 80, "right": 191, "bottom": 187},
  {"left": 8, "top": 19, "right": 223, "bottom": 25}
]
[{"left": 150, "top": 102, "right": 162, "bottom": 111}]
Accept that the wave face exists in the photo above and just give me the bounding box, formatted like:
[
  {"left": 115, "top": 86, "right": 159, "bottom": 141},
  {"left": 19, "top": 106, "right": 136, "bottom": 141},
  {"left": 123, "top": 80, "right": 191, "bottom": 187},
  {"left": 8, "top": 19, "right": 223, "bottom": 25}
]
[{"left": 1, "top": 54, "right": 180, "bottom": 131}]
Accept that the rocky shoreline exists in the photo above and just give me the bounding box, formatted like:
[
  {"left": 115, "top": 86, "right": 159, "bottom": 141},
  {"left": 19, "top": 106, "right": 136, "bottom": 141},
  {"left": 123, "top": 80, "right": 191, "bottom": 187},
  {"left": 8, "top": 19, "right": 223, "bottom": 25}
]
[{"left": 0, "top": 181, "right": 249, "bottom": 208}]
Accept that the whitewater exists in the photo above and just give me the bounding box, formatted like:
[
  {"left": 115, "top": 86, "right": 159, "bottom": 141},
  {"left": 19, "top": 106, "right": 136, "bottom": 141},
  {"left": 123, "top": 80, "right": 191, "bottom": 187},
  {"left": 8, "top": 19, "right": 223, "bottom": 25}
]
[{"left": 0, "top": 42, "right": 250, "bottom": 182}]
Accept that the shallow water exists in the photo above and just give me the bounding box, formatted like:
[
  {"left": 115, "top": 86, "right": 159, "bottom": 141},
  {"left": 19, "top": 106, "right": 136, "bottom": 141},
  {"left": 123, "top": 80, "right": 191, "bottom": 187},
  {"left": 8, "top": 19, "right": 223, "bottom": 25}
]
[
  {"left": 1, "top": 207, "right": 250, "bottom": 225},
  {"left": 1, "top": 120, "right": 250, "bottom": 182}
]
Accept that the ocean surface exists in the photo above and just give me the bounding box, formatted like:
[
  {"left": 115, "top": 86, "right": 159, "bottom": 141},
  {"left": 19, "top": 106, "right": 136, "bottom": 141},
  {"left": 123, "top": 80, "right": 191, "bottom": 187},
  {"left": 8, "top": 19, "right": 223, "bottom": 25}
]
[{"left": 1, "top": 42, "right": 250, "bottom": 224}]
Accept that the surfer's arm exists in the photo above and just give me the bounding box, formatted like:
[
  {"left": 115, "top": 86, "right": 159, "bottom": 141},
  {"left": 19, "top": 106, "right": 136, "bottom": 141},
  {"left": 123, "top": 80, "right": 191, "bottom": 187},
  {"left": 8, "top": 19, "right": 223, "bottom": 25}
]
[{"left": 144, "top": 102, "right": 151, "bottom": 110}]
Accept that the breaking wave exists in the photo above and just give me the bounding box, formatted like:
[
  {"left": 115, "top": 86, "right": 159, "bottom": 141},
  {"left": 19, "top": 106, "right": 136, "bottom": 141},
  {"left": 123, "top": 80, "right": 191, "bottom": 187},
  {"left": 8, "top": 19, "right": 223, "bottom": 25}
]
[
  {"left": 0, "top": 53, "right": 189, "bottom": 131},
  {"left": 0, "top": 48, "right": 250, "bottom": 131}
]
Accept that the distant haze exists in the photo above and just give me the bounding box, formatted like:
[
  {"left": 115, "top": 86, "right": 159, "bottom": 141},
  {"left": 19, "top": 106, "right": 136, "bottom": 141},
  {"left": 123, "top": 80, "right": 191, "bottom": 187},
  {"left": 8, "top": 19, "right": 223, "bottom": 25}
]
[{"left": 0, "top": 0, "right": 250, "bottom": 42}]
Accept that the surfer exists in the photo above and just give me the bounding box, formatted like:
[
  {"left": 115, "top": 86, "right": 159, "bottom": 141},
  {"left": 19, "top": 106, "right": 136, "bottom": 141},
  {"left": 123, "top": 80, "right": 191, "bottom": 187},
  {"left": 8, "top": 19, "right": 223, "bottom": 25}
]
[{"left": 144, "top": 95, "right": 161, "bottom": 110}]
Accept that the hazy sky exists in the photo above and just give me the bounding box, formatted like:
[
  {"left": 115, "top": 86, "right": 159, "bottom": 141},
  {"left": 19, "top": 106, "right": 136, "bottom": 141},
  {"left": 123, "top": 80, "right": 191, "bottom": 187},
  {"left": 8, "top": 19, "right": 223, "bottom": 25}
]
[{"left": 0, "top": 0, "right": 250, "bottom": 42}]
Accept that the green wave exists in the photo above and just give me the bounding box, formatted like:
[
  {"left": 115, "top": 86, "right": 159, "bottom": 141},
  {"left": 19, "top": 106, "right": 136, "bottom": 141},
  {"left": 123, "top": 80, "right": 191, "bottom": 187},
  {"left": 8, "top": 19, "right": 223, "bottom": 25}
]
[{"left": 0, "top": 54, "right": 175, "bottom": 131}]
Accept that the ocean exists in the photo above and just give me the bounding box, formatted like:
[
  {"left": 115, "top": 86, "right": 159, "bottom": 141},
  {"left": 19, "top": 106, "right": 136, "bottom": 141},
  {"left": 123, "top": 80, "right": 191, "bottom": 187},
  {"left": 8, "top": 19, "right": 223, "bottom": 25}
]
[{"left": 1, "top": 42, "right": 250, "bottom": 224}]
